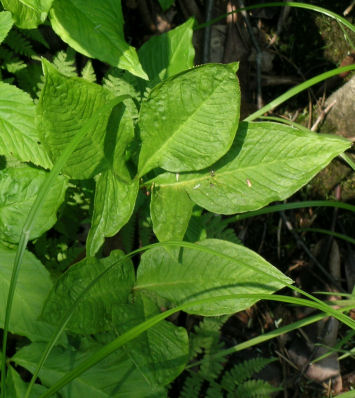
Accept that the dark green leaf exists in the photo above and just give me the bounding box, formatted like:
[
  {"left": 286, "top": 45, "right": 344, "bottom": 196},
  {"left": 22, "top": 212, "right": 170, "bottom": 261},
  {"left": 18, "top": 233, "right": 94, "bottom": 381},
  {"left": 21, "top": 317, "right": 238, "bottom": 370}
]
[{"left": 157, "top": 0, "right": 175, "bottom": 11}]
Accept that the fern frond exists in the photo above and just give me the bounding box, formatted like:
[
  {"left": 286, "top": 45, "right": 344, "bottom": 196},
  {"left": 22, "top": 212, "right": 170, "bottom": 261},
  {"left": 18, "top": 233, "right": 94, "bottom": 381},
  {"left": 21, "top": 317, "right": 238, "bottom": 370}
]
[
  {"left": 185, "top": 213, "right": 241, "bottom": 244},
  {"left": 190, "top": 316, "right": 228, "bottom": 360},
  {"left": 119, "top": 215, "right": 136, "bottom": 253},
  {"left": 0, "top": 46, "right": 16, "bottom": 63},
  {"left": 206, "top": 383, "right": 223, "bottom": 398},
  {"left": 20, "top": 28, "right": 49, "bottom": 48},
  {"left": 4, "top": 29, "right": 35, "bottom": 57},
  {"left": 221, "top": 357, "right": 276, "bottom": 390},
  {"left": 234, "top": 379, "right": 280, "bottom": 398},
  {"left": 81, "top": 60, "right": 96, "bottom": 82},
  {"left": 104, "top": 67, "right": 141, "bottom": 101},
  {"left": 5, "top": 59, "right": 26, "bottom": 73},
  {"left": 52, "top": 49, "right": 77, "bottom": 77},
  {"left": 15, "top": 62, "right": 43, "bottom": 97},
  {"left": 179, "top": 373, "right": 203, "bottom": 398},
  {"left": 200, "top": 340, "right": 226, "bottom": 380}
]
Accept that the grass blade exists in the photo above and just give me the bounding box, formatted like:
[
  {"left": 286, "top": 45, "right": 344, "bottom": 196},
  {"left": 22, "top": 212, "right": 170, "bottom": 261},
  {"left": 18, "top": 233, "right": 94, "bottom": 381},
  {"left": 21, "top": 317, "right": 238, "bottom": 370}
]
[
  {"left": 222, "top": 200, "right": 355, "bottom": 224},
  {"left": 298, "top": 228, "right": 355, "bottom": 246},
  {"left": 244, "top": 65, "right": 355, "bottom": 121},
  {"left": 196, "top": 2, "right": 355, "bottom": 34}
]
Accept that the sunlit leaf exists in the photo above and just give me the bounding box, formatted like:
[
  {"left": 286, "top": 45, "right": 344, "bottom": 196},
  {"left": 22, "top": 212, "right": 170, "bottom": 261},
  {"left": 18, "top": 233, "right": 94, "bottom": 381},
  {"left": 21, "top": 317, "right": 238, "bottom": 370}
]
[
  {"left": 136, "top": 239, "right": 292, "bottom": 316},
  {"left": 138, "top": 63, "right": 240, "bottom": 176}
]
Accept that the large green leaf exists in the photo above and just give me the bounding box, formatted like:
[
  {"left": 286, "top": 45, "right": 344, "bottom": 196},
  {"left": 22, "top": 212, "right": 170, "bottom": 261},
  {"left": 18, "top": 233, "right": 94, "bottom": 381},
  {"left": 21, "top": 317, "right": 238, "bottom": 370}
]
[
  {"left": 37, "top": 59, "right": 121, "bottom": 179},
  {"left": 86, "top": 171, "right": 139, "bottom": 256},
  {"left": 136, "top": 239, "right": 292, "bottom": 316},
  {"left": 41, "top": 250, "right": 135, "bottom": 334},
  {"left": 0, "top": 11, "right": 13, "bottom": 43},
  {"left": 137, "top": 63, "right": 240, "bottom": 177},
  {"left": 7, "top": 365, "right": 48, "bottom": 398},
  {"left": 138, "top": 18, "right": 195, "bottom": 84},
  {"left": 0, "top": 82, "right": 52, "bottom": 168},
  {"left": 113, "top": 293, "right": 188, "bottom": 387},
  {"left": 152, "top": 122, "right": 352, "bottom": 214},
  {"left": 1, "top": 0, "right": 53, "bottom": 28},
  {"left": 150, "top": 183, "right": 194, "bottom": 241},
  {"left": 0, "top": 165, "right": 67, "bottom": 243},
  {"left": 49, "top": 0, "right": 147, "bottom": 79},
  {"left": 12, "top": 343, "right": 166, "bottom": 397},
  {"left": 0, "top": 244, "right": 61, "bottom": 342}
]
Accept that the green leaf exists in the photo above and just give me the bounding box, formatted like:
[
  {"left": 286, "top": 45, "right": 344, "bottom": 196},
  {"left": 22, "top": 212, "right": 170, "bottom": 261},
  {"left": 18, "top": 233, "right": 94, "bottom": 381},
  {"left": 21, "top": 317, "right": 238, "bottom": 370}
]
[
  {"left": 138, "top": 18, "right": 195, "bottom": 84},
  {"left": 12, "top": 343, "right": 167, "bottom": 398},
  {"left": 113, "top": 293, "right": 188, "bottom": 387},
  {"left": 41, "top": 250, "right": 135, "bottom": 334},
  {"left": 81, "top": 60, "right": 96, "bottom": 83},
  {"left": 152, "top": 122, "right": 352, "bottom": 214},
  {"left": 7, "top": 365, "right": 48, "bottom": 398},
  {"left": 135, "top": 239, "right": 292, "bottom": 316},
  {"left": 0, "top": 244, "right": 59, "bottom": 342},
  {"left": 0, "top": 11, "right": 13, "bottom": 44},
  {"left": 49, "top": 0, "right": 147, "bottom": 80},
  {"left": 157, "top": 0, "right": 175, "bottom": 11},
  {"left": 37, "top": 59, "right": 121, "bottom": 179},
  {"left": 86, "top": 102, "right": 139, "bottom": 256},
  {"left": 0, "top": 165, "right": 67, "bottom": 243},
  {"left": 150, "top": 183, "right": 194, "bottom": 241},
  {"left": 109, "top": 101, "right": 137, "bottom": 181},
  {"left": 86, "top": 171, "right": 139, "bottom": 256},
  {"left": 1, "top": 0, "right": 53, "bottom": 29},
  {"left": 137, "top": 63, "right": 240, "bottom": 177},
  {"left": 0, "top": 82, "right": 52, "bottom": 168}
]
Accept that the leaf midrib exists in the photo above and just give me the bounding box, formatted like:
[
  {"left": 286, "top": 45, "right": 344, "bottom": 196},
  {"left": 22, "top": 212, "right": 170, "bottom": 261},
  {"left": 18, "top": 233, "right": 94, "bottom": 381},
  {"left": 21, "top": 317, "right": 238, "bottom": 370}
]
[{"left": 139, "top": 67, "right": 233, "bottom": 175}]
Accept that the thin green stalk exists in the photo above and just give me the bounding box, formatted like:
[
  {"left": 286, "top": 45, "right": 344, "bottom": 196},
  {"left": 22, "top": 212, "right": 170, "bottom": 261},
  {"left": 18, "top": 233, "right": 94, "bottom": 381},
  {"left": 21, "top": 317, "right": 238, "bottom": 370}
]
[
  {"left": 312, "top": 330, "right": 355, "bottom": 364},
  {"left": 186, "top": 304, "right": 355, "bottom": 369},
  {"left": 244, "top": 64, "right": 355, "bottom": 121},
  {"left": 0, "top": 96, "right": 126, "bottom": 398},
  {"left": 340, "top": 153, "right": 355, "bottom": 171},
  {"left": 298, "top": 227, "right": 355, "bottom": 246},
  {"left": 38, "top": 295, "right": 355, "bottom": 398},
  {"left": 195, "top": 2, "right": 355, "bottom": 34},
  {"left": 257, "top": 115, "right": 311, "bottom": 133},
  {"left": 222, "top": 200, "right": 355, "bottom": 225}
]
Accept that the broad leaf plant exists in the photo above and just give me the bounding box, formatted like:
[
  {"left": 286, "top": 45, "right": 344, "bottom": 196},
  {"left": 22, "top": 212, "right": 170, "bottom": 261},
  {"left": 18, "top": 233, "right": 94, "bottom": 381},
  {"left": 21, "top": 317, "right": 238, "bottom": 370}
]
[{"left": 0, "top": 1, "right": 354, "bottom": 397}]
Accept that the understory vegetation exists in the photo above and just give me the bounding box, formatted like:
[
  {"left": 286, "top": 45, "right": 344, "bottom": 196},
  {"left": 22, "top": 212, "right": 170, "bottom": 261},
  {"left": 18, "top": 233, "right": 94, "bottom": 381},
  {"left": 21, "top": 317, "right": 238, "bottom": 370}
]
[{"left": 0, "top": 1, "right": 354, "bottom": 397}]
